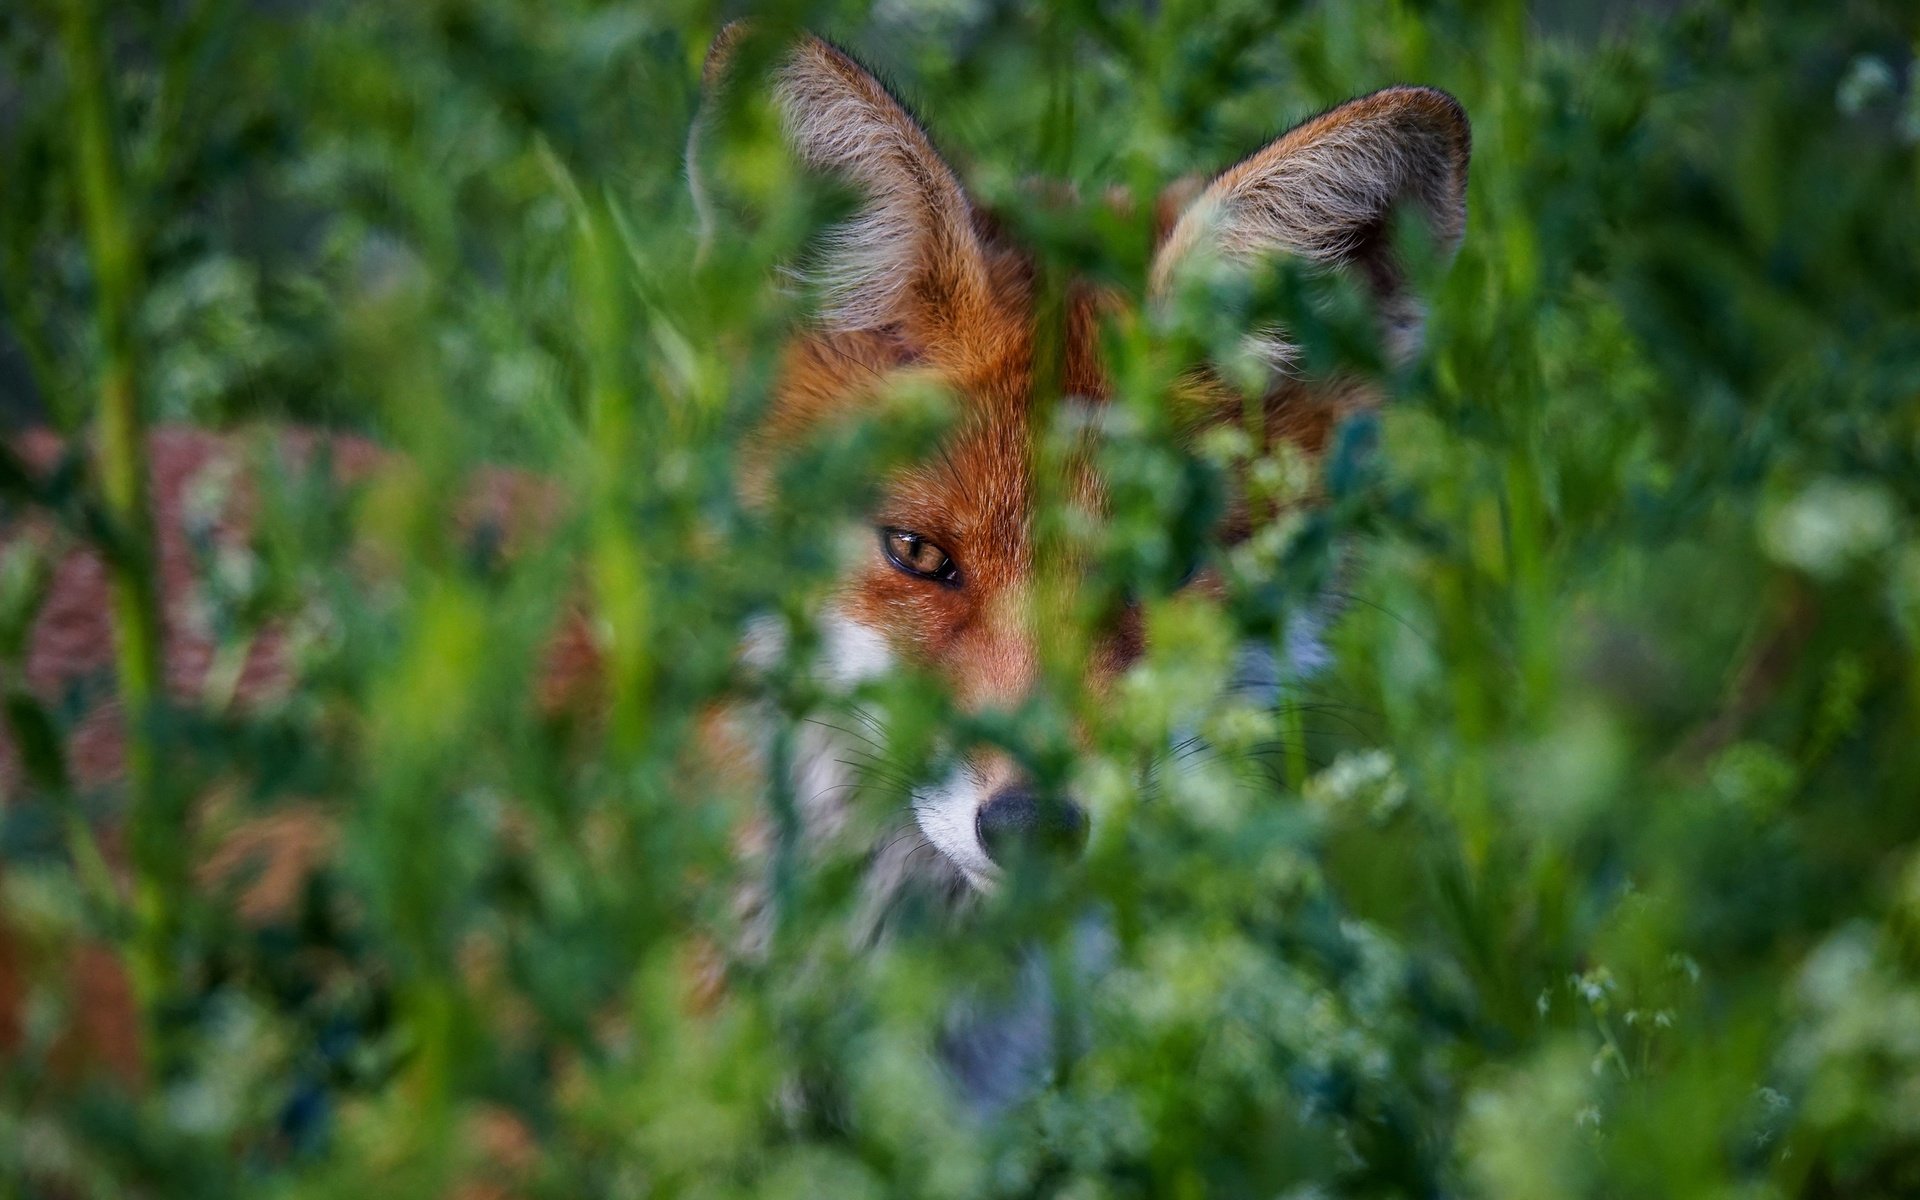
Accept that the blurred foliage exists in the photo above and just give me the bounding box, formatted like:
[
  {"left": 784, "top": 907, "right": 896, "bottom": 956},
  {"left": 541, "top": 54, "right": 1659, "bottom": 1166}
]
[{"left": 3, "top": 0, "right": 1920, "bottom": 1196}]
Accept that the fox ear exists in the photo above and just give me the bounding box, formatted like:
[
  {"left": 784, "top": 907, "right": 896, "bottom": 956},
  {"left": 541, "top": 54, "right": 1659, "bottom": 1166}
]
[
  {"left": 699, "top": 26, "right": 993, "bottom": 346},
  {"left": 1150, "top": 86, "right": 1470, "bottom": 369}
]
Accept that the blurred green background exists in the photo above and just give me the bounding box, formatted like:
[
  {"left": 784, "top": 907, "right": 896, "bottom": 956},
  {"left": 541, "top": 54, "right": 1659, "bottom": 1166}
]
[{"left": 3, "top": 0, "right": 1920, "bottom": 1195}]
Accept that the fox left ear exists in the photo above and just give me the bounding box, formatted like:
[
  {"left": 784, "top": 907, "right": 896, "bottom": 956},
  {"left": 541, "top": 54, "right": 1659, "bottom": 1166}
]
[{"left": 1150, "top": 86, "right": 1470, "bottom": 369}]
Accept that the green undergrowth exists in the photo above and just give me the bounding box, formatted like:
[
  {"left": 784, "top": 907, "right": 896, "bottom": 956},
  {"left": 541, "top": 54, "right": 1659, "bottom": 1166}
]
[{"left": 2, "top": 0, "right": 1919, "bottom": 1195}]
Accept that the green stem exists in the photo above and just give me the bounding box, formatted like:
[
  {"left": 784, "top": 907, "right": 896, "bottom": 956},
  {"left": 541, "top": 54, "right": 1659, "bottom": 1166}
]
[{"left": 60, "top": 0, "right": 175, "bottom": 1040}]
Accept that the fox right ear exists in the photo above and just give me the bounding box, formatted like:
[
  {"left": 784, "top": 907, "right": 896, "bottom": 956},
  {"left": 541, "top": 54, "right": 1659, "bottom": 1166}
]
[
  {"left": 695, "top": 25, "right": 996, "bottom": 352},
  {"left": 1150, "top": 86, "right": 1470, "bottom": 370}
]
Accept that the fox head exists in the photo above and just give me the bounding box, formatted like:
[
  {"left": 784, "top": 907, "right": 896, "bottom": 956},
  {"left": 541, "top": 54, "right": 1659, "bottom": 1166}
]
[{"left": 701, "top": 29, "right": 1469, "bottom": 893}]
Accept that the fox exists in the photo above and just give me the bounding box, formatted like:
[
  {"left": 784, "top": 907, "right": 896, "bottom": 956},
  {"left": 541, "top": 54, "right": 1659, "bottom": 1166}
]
[
  {"left": 697, "top": 28, "right": 1469, "bottom": 905},
  {"left": 0, "top": 26, "right": 1468, "bottom": 1115}
]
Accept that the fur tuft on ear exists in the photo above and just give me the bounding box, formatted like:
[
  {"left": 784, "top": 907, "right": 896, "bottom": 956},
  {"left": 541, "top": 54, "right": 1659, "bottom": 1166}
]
[
  {"left": 1151, "top": 86, "right": 1470, "bottom": 369},
  {"left": 700, "top": 26, "right": 993, "bottom": 343}
]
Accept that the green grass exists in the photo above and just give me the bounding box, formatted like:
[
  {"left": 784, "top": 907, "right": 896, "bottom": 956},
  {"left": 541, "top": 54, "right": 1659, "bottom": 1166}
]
[{"left": 3, "top": 0, "right": 1920, "bottom": 1195}]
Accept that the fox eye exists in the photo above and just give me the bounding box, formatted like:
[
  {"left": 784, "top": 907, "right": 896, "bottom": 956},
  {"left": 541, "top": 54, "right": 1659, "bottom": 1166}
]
[{"left": 880, "top": 527, "right": 959, "bottom": 585}]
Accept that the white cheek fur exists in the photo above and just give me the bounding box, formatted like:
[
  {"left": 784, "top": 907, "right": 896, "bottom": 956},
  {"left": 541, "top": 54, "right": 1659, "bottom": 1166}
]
[
  {"left": 816, "top": 610, "right": 896, "bottom": 689},
  {"left": 745, "top": 608, "right": 898, "bottom": 691},
  {"left": 812, "top": 610, "right": 999, "bottom": 889}
]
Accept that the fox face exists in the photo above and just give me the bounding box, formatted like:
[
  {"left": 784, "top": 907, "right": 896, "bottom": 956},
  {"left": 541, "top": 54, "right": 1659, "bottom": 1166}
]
[{"left": 709, "top": 31, "right": 1470, "bottom": 894}]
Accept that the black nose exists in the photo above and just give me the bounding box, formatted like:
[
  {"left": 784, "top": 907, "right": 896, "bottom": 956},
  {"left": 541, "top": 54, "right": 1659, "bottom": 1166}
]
[{"left": 975, "top": 787, "right": 1087, "bottom": 866}]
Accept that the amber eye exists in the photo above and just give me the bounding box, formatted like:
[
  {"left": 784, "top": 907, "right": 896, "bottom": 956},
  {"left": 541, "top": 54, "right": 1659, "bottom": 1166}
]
[{"left": 880, "top": 527, "right": 959, "bottom": 585}]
